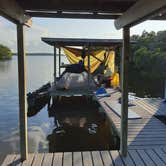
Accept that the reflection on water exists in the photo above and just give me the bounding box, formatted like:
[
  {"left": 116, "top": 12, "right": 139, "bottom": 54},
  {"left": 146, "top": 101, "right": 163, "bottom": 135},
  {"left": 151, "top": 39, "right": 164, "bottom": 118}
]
[
  {"left": 0, "top": 60, "right": 12, "bottom": 72},
  {"left": 46, "top": 96, "right": 119, "bottom": 152},
  {"left": 0, "top": 56, "right": 119, "bottom": 164}
]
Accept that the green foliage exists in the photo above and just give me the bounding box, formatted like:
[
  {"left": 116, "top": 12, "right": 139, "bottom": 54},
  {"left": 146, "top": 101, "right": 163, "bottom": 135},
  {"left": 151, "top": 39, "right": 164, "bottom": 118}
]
[
  {"left": 129, "top": 30, "right": 166, "bottom": 97},
  {"left": 0, "top": 44, "right": 12, "bottom": 60}
]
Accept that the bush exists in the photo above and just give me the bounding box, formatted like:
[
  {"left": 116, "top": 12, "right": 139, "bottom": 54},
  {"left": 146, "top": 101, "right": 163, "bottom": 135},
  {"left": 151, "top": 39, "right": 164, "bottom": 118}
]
[{"left": 0, "top": 44, "right": 12, "bottom": 60}]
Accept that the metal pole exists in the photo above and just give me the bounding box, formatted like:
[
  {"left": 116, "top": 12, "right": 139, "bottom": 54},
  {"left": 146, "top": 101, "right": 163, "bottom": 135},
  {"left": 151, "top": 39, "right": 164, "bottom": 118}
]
[
  {"left": 54, "top": 46, "right": 57, "bottom": 85},
  {"left": 17, "top": 23, "right": 28, "bottom": 161},
  {"left": 120, "top": 26, "right": 130, "bottom": 157},
  {"left": 59, "top": 47, "right": 61, "bottom": 76}
]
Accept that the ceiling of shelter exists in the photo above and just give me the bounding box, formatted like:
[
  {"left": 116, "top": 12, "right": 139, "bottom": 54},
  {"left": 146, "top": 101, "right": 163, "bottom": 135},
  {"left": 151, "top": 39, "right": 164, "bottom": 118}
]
[{"left": 16, "top": 0, "right": 137, "bottom": 14}]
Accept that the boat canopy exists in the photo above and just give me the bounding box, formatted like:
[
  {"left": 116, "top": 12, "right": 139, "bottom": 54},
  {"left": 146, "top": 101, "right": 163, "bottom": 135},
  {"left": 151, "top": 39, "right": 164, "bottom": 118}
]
[
  {"left": 41, "top": 38, "right": 124, "bottom": 74},
  {"left": 62, "top": 47, "right": 115, "bottom": 74}
]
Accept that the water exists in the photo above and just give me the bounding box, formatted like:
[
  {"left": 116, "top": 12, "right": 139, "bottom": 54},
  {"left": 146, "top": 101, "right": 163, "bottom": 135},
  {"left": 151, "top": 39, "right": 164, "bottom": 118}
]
[{"left": 0, "top": 56, "right": 119, "bottom": 164}]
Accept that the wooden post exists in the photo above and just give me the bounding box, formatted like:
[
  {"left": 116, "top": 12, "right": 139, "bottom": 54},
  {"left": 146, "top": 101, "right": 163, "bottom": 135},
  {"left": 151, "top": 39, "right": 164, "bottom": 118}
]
[
  {"left": 120, "top": 26, "right": 130, "bottom": 157},
  {"left": 59, "top": 47, "right": 61, "bottom": 76},
  {"left": 17, "top": 23, "right": 28, "bottom": 161},
  {"left": 54, "top": 46, "right": 57, "bottom": 84},
  {"left": 119, "top": 47, "right": 123, "bottom": 91},
  {"left": 87, "top": 45, "right": 90, "bottom": 89},
  {"left": 164, "top": 80, "right": 166, "bottom": 102}
]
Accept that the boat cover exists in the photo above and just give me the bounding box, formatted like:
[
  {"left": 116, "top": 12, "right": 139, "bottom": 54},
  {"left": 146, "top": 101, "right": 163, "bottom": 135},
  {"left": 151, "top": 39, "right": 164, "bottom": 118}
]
[
  {"left": 63, "top": 47, "right": 115, "bottom": 74},
  {"left": 56, "top": 72, "right": 97, "bottom": 90}
]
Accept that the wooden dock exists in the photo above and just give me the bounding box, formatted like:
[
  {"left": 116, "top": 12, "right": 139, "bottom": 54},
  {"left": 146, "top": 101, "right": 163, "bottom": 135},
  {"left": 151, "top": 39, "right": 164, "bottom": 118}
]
[
  {"left": 2, "top": 89, "right": 166, "bottom": 166},
  {"left": 97, "top": 89, "right": 166, "bottom": 150},
  {"left": 2, "top": 148, "right": 166, "bottom": 166}
]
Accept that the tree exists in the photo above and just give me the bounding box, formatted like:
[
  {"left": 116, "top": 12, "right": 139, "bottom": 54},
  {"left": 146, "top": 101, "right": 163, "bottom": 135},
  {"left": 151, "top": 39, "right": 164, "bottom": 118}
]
[
  {"left": 0, "top": 44, "right": 12, "bottom": 60},
  {"left": 129, "top": 30, "right": 166, "bottom": 97}
]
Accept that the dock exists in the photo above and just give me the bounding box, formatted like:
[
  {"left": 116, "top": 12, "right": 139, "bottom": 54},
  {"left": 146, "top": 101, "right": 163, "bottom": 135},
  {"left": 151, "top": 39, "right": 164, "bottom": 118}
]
[
  {"left": 97, "top": 89, "right": 166, "bottom": 150},
  {"left": 2, "top": 148, "right": 166, "bottom": 166},
  {"left": 2, "top": 89, "right": 166, "bottom": 166}
]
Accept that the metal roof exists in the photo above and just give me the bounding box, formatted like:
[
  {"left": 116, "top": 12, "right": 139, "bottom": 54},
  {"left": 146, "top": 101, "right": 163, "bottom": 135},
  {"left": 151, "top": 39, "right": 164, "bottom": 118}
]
[{"left": 41, "top": 38, "right": 125, "bottom": 46}]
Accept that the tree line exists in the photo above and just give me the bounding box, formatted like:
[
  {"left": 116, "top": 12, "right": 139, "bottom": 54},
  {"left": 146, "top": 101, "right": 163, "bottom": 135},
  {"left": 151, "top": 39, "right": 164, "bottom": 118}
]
[
  {"left": 0, "top": 44, "right": 12, "bottom": 60},
  {"left": 129, "top": 30, "right": 166, "bottom": 97}
]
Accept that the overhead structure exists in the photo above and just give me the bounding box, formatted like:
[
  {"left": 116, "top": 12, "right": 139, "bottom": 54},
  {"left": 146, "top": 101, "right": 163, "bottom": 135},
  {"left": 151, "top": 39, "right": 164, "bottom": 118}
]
[
  {"left": 114, "top": 0, "right": 166, "bottom": 29},
  {"left": 1, "top": 0, "right": 166, "bottom": 23},
  {"left": 1, "top": 0, "right": 166, "bottom": 161},
  {"left": 0, "top": 0, "right": 32, "bottom": 27}
]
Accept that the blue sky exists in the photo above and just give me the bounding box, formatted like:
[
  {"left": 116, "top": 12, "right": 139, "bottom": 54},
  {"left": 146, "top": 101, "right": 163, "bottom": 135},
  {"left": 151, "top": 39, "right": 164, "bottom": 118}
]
[{"left": 0, "top": 16, "right": 166, "bottom": 53}]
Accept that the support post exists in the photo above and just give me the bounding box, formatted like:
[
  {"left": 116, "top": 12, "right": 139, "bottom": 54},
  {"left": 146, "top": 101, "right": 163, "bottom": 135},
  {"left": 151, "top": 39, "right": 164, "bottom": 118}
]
[
  {"left": 87, "top": 45, "right": 90, "bottom": 89},
  {"left": 120, "top": 26, "right": 130, "bottom": 157},
  {"left": 17, "top": 23, "right": 28, "bottom": 161},
  {"left": 54, "top": 46, "right": 57, "bottom": 84},
  {"left": 164, "top": 80, "right": 166, "bottom": 102},
  {"left": 59, "top": 47, "right": 61, "bottom": 76}
]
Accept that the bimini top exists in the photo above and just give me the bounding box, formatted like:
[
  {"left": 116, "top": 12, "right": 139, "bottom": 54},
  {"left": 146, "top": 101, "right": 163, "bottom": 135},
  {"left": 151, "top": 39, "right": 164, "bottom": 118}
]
[{"left": 41, "top": 38, "right": 124, "bottom": 47}]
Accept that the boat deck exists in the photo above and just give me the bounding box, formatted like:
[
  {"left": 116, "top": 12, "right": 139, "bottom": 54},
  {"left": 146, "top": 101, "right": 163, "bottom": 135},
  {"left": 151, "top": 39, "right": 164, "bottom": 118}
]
[
  {"left": 49, "top": 86, "right": 94, "bottom": 96},
  {"left": 2, "top": 148, "right": 166, "bottom": 166}
]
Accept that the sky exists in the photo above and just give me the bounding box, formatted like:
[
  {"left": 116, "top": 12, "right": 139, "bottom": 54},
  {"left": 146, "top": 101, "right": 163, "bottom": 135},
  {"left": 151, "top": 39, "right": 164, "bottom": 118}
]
[{"left": 0, "top": 16, "right": 166, "bottom": 53}]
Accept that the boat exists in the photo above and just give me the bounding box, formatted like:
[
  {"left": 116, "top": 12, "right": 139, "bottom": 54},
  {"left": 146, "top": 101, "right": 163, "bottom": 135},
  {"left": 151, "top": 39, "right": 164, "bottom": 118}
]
[{"left": 27, "top": 82, "right": 51, "bottom": 116}]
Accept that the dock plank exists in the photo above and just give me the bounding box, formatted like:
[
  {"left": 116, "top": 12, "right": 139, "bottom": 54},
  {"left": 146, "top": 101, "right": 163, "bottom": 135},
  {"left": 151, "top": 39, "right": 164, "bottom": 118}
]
[
  {"left": 73, "top": 152, "right": 82, "bottom": 166},
  {"left": 110, "top": 151, "right": 124, "bottom": 166},
  {"left": 11, "top": 155, "right": 21, "bottom": 166},
  {"left": 145, "top": 149, "right": 166, "bottom": 166},
  {"left": 100, "top": 151, "right": 113, "bottom": 166},
  {"left": 22, "top": 154, "right": 35, "bottom": 166},
  {"left": 92, "top": 151, "right": 103, "bottom": 166},
  {"left": 52, "top": 152, "right": 63, "bottom": 166},
  {"left": 32, "top": 153, "right": 44, "bottom": 166},
  {"left": 137, "top": 150, "right": 155, "bottom": 166},
  {"left": 42, "top": 153, "right": 53, "bottom": 166},
  {"left": 128, "top": 150, "right": 145, "bottom": 166},
  {"left": 82, "top": 151, "right": 93, "bottom": 166},
  {"left": 1, "top": 154, "right": 16, "bottom": 166},
  {"left": 153, "top": 148, "right": 166, "bottom": 164},
  {"left": 120, "top": 152, "right": 135, "bottom": 166},
  {"left": 63, "top": 152, "right": 72, "bottom": 166}
]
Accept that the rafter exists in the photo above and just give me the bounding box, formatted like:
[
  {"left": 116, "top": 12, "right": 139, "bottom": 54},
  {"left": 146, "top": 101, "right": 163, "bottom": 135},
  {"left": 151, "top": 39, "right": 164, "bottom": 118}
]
[
  {"left": 114, "top": 0, "right": 166, "bottom": 29},
  {"left": 0, "top": 0, "right": 32, "bottom": 27}
]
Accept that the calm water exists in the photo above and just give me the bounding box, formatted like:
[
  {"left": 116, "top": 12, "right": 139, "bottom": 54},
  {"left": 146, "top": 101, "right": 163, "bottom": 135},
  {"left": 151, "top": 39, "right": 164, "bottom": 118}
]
[{"left": 0, "top": 56, "right": 119, "bottom": 164}]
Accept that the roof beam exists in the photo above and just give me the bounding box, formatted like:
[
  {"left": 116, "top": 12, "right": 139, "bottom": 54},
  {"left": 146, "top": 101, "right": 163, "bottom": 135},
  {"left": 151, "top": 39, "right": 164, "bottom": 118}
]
[
  {"left": 26, "top": 11, "right": 120, "bottom": 20},
  {"left": 114, "top": 0, "right": 166, "bottom": 30},
  {"left": 0, "top": 0, "right": 32, "bottom": 27}
]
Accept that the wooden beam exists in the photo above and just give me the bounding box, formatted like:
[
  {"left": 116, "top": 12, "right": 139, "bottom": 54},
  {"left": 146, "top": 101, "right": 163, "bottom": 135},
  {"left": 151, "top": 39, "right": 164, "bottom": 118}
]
[
  {"left": 17, "top": 23, "right": 28, "bottom": 161},
  {"left": 59, "top": 47, "right": 61, "bottom": 76},
  {"left": 0, "top": 0, "right": 32, "bottom": 27},
  {"left": 54, "top": 46, "right": 57, "bottom": 84},
  {"left": 26, "top": 11, "right": 119, "bottom": 20},
  {"left": 87, "top": 46, "right": 91, "bottom": 89},
  {"left": 114, "top": 0, "right": 166, "bottom": 29},
  {"left": 120, "top": 27, "right": 130, "bottom": 157}
]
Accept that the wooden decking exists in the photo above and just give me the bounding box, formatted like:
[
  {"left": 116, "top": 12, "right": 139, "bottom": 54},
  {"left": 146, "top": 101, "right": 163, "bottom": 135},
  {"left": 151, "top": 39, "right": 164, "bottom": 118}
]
[
  {"left": 135, "top": 97, "right": 166, "bottom": 116},
  {"left": 2, "top": 148, "right": 166, "bottom": 166},
  {"left": 2, "top": 89, "right": 166, "bottom": 166},
  {"left": 97, "top": 89, "right": 166, "bottom": 150}
]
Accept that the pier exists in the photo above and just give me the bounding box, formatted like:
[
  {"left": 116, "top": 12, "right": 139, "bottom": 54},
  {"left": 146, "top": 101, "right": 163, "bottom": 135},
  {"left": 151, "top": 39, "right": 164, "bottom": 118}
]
[{"left": 2, "top": 148, "right": 166, "bottom": 166}]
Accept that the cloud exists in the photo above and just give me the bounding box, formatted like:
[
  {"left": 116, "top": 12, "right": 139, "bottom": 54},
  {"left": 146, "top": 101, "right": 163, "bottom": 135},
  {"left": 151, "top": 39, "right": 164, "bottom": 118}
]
[
  {"left": 0, "top": 17, "right": 53, "bottom": 53},
  {"left": 1, "top": 17, "right": 166, "bottom": 53}
]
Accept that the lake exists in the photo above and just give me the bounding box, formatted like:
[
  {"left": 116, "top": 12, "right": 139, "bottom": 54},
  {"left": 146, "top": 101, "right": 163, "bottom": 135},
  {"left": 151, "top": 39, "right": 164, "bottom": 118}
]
[{"left": 0, "top": 56, "right": 119, "bottom": 164}]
